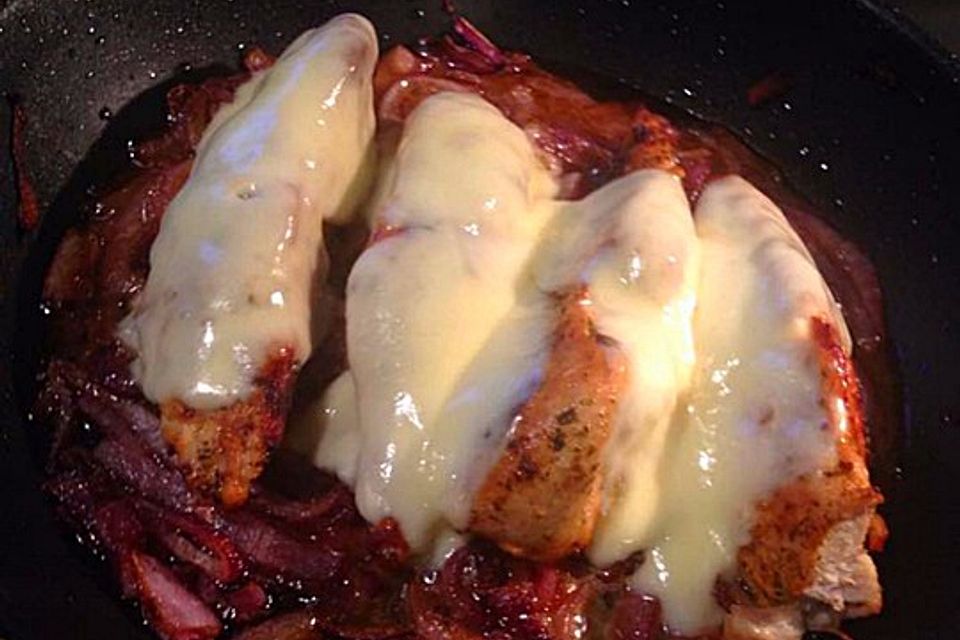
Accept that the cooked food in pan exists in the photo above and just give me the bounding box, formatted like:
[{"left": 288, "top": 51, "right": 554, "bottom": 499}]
[
  {"left": 120, "top": 14, "right": 377, "bottom": 506},
  {"left": 34, "top": 11, "right": 888, "bottom": 640}
]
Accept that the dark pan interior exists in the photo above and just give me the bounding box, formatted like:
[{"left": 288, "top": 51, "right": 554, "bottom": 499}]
[{"left": 1, "top": 1, "right": 958, "bottom": 638}]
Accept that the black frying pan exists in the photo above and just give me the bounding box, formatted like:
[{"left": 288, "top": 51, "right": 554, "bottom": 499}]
[{"left": 1, "top": 1, "right": 958, "bottom": 638}]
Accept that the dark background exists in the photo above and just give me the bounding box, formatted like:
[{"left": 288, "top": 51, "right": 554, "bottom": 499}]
[{"left": 896, "top": 0, "right": 960, "bottom": 52}]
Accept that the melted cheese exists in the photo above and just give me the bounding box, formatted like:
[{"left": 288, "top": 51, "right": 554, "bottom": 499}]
[
  {"left": 629, "top": 176, "right": 846, "bottom": 633},
  {"left": 534, "top": 170, "right": 701, "bottom": 567},
  {"left": 285, "top": 88, "right": 848, "bottom": 631},
  {"left": 120, "top": 14, "right": 378, "bottom": 410},
  {"left": 305, "top": 92, "right": 558, "bottom": 550}
]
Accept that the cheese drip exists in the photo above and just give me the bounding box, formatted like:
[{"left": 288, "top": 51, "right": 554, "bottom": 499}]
[
  {"left": 533, "top": 169, "right": 701, "bottom": 566},
  {"left": 289, "top": 94, "right": 848, "bottom": 630},
  {"left": 308, "top": 92, "right": 558, "bottom": 550},
  {"left": 121, "top": 14, "right": 378, "bottom": 410},
  {"left": 629, "top": 176, "right": 846, "bottom": 633}
]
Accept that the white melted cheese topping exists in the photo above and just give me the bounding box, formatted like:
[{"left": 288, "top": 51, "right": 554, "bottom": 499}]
[
  {"left": 305, "top": 92, "right": 558, "bottom": 550},
  {"left": 121, "top": 14, "right": 378, "bottom": 410},
  {"left": 627, "top": 176, "right": 846, "bottom": 633},
  {"left": 534, "top": 170, "right": 701, "bottom": 567},
  {"left": 284, "top": 86, "right": 849, "bottom": 630}
]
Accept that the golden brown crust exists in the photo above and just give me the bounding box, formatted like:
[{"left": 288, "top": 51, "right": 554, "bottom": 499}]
[
  {"left": 737, "top": 318, "right": 882, "bottom": 607},
  {"left": 470, "top": 292, "right": 626, "bottom": 561},
  {"left": 737, "top": 460, "right": 880, "bottom": 605},
  {"left": 626, "top": 108, "right": 683, "bottom": 175},
  {"left": 160, "top": 348, "right": 298, "bottom": 506}
]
